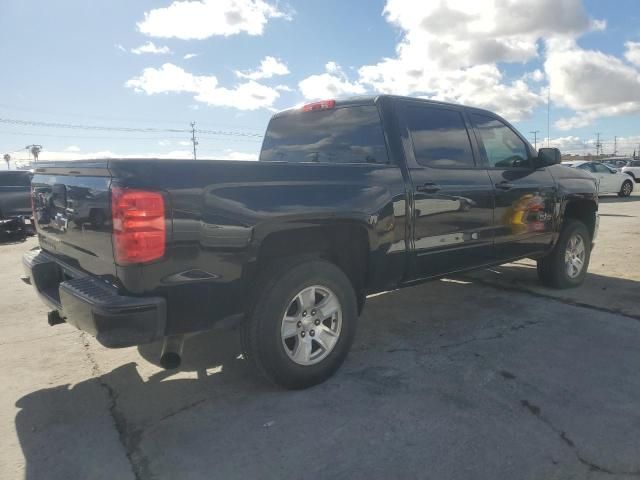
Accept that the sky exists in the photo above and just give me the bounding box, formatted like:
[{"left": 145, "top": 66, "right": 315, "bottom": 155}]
[{"left": 1, "top": 0, "right": 639, "bottom": 168}]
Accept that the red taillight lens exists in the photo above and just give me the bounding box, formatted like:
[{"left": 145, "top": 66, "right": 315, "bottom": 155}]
[
  {"left": 302, "top": 99, "right": 335, "bottom": 112},
  {"left": 111, "top": 187, "right": 166, "bottom": 265}
]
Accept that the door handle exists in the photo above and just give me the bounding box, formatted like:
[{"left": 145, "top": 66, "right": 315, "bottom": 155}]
[
  {"left": 416, "top": 183, "right": 441, "bottom": 193},
  {"left": 495, "top": 181, "right": 514, "bottom": 190}
]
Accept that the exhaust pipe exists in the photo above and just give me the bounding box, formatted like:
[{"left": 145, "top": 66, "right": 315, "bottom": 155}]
[
  {"left": 47, "top": 310, "right": 65, "bottom": 326},
  {"left": 160, "top": 335, "right": 184, "bottom": 369}
]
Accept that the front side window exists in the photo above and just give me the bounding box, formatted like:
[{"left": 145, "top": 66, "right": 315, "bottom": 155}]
[
  {"left": 472, "top": 114, "right": 530, "bottom": 169},
  {"left": 405, "top": 106, "right": 475, "bottom": 168},
  {"left": 260, "top": 105, "right": 389, "bottom": 164},
  {"left": 592, "top": 163, "right": 611, "bottom": 174}
]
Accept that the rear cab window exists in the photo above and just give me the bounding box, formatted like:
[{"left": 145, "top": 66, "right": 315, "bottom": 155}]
[
  {"left": 403, "top": 105, "right": 476, "bottom": 168},
  {"left": 260, "top": 105, "right": 390, "bottom": 164}
]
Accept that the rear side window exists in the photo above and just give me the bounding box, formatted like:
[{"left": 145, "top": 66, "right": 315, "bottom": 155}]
[
  {"left": 0, "top": 172, "right": 31, "bottom": 187},
  {"left": 578, "top": 163, "right": 595, "bottom": 172},
  {"left": 405, "top": 106, "right": 475, "bottom": 168},
  {"left": 260, "top": 105, "right": 389, "bottom": 164},
  {"left": 472, "top": 114, "right": 530, "bottom": 169}
]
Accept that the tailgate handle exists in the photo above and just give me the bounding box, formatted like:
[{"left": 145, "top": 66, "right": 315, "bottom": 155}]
[{"left": 416, "top": 183, "right": 441, "bottom": 194}]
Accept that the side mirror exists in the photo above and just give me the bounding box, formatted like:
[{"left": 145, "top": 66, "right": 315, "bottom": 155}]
[{"left": 536, "top": 147, "right": 561, "bottom": 167}]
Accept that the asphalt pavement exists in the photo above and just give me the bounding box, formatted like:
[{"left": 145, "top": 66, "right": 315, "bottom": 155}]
[{"left": 1, "top": 192, "right": 639, "bottom": 480}]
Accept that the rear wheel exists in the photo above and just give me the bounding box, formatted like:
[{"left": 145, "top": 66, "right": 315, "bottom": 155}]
[
  {"left": 619, "top": 179, "right": 633, "bottom": 197},
  {"left": 241, "top": 258, "right": 357, "bottom": 389},
  {"left": 537, "top": 220, "right": 591, "bottom": 289}
]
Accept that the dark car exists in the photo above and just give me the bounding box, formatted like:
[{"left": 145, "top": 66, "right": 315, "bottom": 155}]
[
  {"left": 22, "top": 95, "right": 599, "bottom": 389},
  {"left": 0, "top": 170, "right": 33, "bottom": 240}
]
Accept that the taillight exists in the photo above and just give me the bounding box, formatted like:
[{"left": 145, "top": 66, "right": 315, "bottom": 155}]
[
  {"left": 302, "top": 99, "right": 335, "bottom": 112},
  {"left": 111, "top": 187, "right": 166, "bottom": 265}
]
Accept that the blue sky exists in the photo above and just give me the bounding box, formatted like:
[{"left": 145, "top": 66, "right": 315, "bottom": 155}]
[{"left": 1, "top": 0, "right": 639, "bottom": 166}]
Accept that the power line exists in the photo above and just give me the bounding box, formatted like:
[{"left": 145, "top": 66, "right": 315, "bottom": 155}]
[
  {"left": 0, "top": 103, "right": 264, "bottom": 133},
  {"left": 0, "top": 129, "right": 262, "bottom": 143},
  {"left": 0, "top": 117, "right": 263, "bottom": 138}
]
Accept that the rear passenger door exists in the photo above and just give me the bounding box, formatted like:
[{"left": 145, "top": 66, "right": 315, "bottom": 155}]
[
  {"left": 396, "top": 101, "right": 495, "bottom": 279},
  {"left": 469, "top": 112, "right": 556, "bottom": 260}
]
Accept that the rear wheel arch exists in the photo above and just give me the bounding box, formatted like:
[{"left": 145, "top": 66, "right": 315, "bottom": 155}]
[{"left": 252, "top": 223, "right": 371, "bottom": 312}]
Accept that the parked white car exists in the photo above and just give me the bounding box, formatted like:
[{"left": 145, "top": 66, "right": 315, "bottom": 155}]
[
  {"left": 621, "top": 159, "right": 640, "bottom": 182},
  {"left": 563, "top": 161, "right": 634, "bottom": 197}
]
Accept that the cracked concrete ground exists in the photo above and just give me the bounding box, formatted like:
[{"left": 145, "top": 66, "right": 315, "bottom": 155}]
[{"left": 1, "top": 192, "right": 639, "bottom": 480}]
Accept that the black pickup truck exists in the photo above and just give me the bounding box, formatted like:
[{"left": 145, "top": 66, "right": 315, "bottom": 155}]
[{"left": 23, "top": 95, "right": 598, "bottom": 389}]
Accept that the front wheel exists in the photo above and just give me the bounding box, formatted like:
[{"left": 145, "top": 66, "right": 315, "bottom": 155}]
[
  {"left": 241, "top": 258, "right": 357, "bottom": 389},
  {"left": 537, "top": 220, "right": 591, "bottom": 289},
  {"left": 619, "top": 179, "right": 633, "bottom": 197}
]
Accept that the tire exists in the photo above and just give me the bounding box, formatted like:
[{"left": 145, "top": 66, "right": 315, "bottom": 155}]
[
  {"left": 241, "top": 257, "right": 357, "bottom": 389},
  {"left": 537, "top": 220, "right": 591, "bottom": 289},
  {"left": 619, "top": 179, "right": 633, "bottom": 197}
]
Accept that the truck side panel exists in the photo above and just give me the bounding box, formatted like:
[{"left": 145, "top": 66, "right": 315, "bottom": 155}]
[{"left": 108, "top": 160, "right": 409, "bottom": 335}]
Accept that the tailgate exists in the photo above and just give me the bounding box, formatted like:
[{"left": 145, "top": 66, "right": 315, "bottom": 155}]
[{"left": 32, "top": 161, "right": 116, "bottom": 277}]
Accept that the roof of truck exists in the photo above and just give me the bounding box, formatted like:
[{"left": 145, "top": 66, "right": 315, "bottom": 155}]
[{"left": 271, "top": 94, "right": 496, "bottom": 118}]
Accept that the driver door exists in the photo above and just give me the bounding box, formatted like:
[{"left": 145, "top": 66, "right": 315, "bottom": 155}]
[{"left": 469, "top": 111, "right": 557, "bottom": 260}]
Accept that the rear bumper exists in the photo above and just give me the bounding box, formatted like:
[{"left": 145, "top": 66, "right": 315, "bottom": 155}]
[{"left": 22, "top": 249, "right": 166, "bottom": 348}]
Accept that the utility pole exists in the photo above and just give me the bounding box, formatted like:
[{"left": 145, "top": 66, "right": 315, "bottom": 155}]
[
  {"left": 546, "top": 87, "right": 550, "bottom": 147},
  {"left": 613, "top": 136, "right": 617, "bottom": 156},
  {"left": 595, "top": 133, "right": 601, "bottom": 157},
  {"left": 190, "top": 122, "right": 198, "bottom": 161},
  {"left": 530, "top": 130, "right": 540, "bottom": 150}
]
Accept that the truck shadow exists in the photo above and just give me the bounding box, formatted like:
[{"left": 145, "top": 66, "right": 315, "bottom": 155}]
[
  {"left": 598, "top": 194, "right": 640, "bottom": 203},
  {"left": 462, "top": 261, "right": 640, "bottom": 319}
]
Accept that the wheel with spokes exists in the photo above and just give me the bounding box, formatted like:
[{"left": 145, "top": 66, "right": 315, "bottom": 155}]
[
  {"left": 537, "top": 220, "right": 591, "bottom": 289},
  {"left": 619, "top": 179, "right": 633, "bottom": 197},
  {"left": 241, "top": 258, "right": 357, "bottom": 389}
]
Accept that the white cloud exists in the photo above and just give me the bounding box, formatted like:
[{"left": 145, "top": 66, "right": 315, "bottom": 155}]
[
  {"left": 543, "top": 134, "right": 640, "bottom": 155},
  {"left": 546, "top": 41, "right": 640, "bottom": 130},
  {"left": 236, "top": 56, "right": 289, "bottom": 80},
  {"left": 125, "top": 63, "right": 280, "bottom": 110},
  {"left": 114, "top": 44, "right": 127, "bottom": 53},
  {"left": 625, "top": 41, "right": 640, "bottom": 67},
  {"left": 131, "top": 41, "right": 172, "bottom": 55},
  {"left": 299, "top": 62, "right": 366, "bottom": 100},
  {"left": 138, "top": 0, "right": 290, "bottom": 40},
  {"left": 183, "top": 53, "right": 198, "bottom": 60},
  {"left": 218, "top": 149, "right": 258, "bottom": 161},
  {"left": 297, "top": 0, "right": 615, "bottom": 122},
  {"left": 354, "top": 0, "right": 605, "bottom": 120},
  {"left": 12, "top": 149, "right": 259, "bottom": 162},
  {"left": 65, "top": 145, "right": 81, "bottom": 152},
  {"left": 275, "top": 84, "right": 293, "bottom": 92}
]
